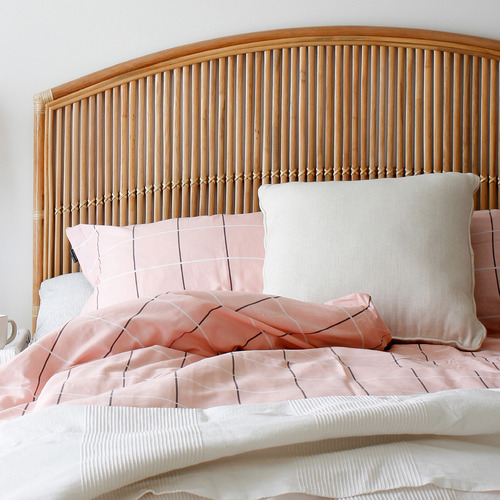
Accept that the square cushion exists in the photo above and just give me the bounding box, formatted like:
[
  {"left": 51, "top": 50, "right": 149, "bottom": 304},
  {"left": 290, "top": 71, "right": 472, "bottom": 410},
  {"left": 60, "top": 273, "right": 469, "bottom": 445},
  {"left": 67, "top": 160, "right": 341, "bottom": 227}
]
[
  {"left": 258, "top": 173, "right": 486, "bottom": 350},
  {"left": 67, "top": 212, "right": 264, "bottom": 312}
]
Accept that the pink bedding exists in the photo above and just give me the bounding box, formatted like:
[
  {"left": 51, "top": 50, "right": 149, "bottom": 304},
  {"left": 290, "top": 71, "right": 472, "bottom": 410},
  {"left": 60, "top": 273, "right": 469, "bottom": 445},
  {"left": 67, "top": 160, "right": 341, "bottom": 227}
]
[{"left": 1, "top": 291, "right": 499, "bottom": 422}]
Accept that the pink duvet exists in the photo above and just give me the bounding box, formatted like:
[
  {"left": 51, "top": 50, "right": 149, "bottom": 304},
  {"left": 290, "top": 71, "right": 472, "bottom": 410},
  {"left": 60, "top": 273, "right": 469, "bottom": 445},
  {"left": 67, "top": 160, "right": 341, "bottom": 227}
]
[{"left": 0, "top": 290, "right": 499, "bottom": 421}]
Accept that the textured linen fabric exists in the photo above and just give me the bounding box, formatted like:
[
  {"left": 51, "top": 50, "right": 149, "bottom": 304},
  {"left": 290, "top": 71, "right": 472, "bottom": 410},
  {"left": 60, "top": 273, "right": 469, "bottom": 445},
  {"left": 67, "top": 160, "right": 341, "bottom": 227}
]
[
  {"left": 66, "top": 212, "right": 264, "bottom": 312},
  {"left": 259, "top": 173, "right": 485, "bottom": 350},
  {"left": 34, "top": 272, "right": 93, "bottom": 340}
]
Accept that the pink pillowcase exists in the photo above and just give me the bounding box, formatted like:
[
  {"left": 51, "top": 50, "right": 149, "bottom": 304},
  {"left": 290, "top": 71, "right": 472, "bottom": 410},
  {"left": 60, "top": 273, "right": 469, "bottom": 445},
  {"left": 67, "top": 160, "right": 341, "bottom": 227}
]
[
  {"left": 66, "top": 213, "right": 264, "bottom": 312},
  {"left": 471, "top": 209, "right": 500, "bottom": 336},
  {"left": 68, "top": 209, "right": 500, "bottom": 336}
]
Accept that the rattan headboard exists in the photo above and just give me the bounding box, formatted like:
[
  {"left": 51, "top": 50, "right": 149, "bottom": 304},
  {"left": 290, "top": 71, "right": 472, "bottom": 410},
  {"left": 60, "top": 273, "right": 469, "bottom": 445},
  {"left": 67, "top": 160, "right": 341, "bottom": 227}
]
[{"left": 33, "top": 26, "right": 500, "bottom": 328}]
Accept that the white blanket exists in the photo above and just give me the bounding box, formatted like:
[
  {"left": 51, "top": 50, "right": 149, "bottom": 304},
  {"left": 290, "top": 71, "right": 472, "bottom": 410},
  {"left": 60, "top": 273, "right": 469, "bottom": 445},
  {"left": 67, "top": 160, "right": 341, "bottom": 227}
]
[{"left": 1, "top": 389, "right": 500, "bottom": 499}]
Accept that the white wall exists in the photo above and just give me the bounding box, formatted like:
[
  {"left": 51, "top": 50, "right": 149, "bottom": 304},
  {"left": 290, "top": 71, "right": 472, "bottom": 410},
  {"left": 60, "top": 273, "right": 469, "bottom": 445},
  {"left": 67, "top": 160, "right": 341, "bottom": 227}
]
[{"left": 1, "top": 0, "right": 499, "bottom": 330}]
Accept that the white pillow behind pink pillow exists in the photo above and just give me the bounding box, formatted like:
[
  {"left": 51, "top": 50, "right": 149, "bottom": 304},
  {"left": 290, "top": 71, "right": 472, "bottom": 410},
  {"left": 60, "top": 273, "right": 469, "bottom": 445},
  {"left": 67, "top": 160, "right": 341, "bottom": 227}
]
[{"left": 66, "top": 212, "right": 264, "bottom": 312}]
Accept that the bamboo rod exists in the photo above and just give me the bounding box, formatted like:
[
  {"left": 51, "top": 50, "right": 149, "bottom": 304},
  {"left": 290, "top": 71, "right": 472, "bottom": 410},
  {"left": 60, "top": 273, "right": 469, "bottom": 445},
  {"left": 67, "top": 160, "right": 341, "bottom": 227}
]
[
  {"left": 112, "top": 88, "right": 119, "bottom": 225},
  {"left": 424, "top": 50, "right": 433, "bottom": 173},
  {"left": 443, "top": 52, "right": 452, "bottom": 172},
  {"left": 216, "top": 58, "right": 227, "bottom": 214},
  {"left": 462, "top": 55, "right": 471, "bottom": 176},
  {"left": 235, "top": 54, "right": 244, "bottom": 211},
  {"left": 396, "top": 48, "right": 405, "bottom": 177},
  {"left": 63, "top": 105, "right": 72, "bottom": 273},
  {"left": 481, "top": 58, "right": 489, "bottom": 209},
  {"left": 128, "top": 81, "right": 137, "bottom": 224},
  {"left": 316, "top": 45, "right": 325, "bottom": 181},
  {"left": 88, "top": 96, "right": 96, "bottom": 225},
  {"left": 378, "top": 46, "right": 387, "bottom": 178},
  {"left": 120, "top": 84, "right": 128, "bottom": 225},
  {"left": 369, "top": 46, "right": 378, "bottom": 178},
  {"left": 307, "top": 46, "right": 316, "bottom": 181},
  {"left": 96, "top": 93, "right": 104, "bottom": 225},
  {"left": 433, "top": 51, "right": 443, "bottom": 173},
  {"left": 191, "top": 64, "right": 200, "bottom": 216},
  {"left": 182, "top": 65, "right": 190, "bottom": 217},
  {"left": 387, "top": 46, "right": 396, "bottom": 178},
  {"left": 45, "top": 108, "right": 54, "bottom": 279},
  {"left": 54, "top": 109, "right": 62, "bottom": 275},
  {"left": 334, "top": 45, "right": 342, "bottom": 180},
  {"left": 289, "top": 47, "right": 298, "bottom": 182},
  {"left": 253, "top": 52, "right": 263, "bottom": 209},
  {"left": 280, "top": 49, "right": 290, "bottom": 184},
  {"left": 405, "top": 48, "right": 415, "bottom": 176},
  {"left": 299, "top": 47, "right": 307, "bottom": 181},
  {"left": 489, "top": 60, "right": 498, "bottom": 208},
  {"left": 225, "top": 57, "right": 235, "bottom": 213},
  {"left": 342, "top": 45, "right": 351, "bottom": 180},
  {"left": 172, "top": 68, "right": 182, "bottom": 217},
  {"left": 452, "top": 53, "right": 462, "bottom": 172},
  {"left": 104, "top": 90, "right": 112, "bottom": 225},
  {"left": 472, "top": 56, "right": 480, "bottom": 180},
  {"left": 153, "top": 73, "right": 163, "bottom": 221},
  {"left": 137, "top": 79, "right": 146, "bottom": 222},
  {"left": 360, "top": 46, "right": 368, "bottom": 179},
  {"left": 200, "top": 62, "right": 209, "bottom": 216},
  {"left": 415, "top": 49, "right": 424, "bottom": 175},
  {"left": 162, "top": 71, "right": 172, "bottom": 220},
  {"left": 273, "top": 50, "right": 282, "bottom": 185},
  {"left": 244, "top": 53, "right": 254, "bottom": 212},
  {"left": 351, "top": 45, "right": 360, "bottom": 180}
]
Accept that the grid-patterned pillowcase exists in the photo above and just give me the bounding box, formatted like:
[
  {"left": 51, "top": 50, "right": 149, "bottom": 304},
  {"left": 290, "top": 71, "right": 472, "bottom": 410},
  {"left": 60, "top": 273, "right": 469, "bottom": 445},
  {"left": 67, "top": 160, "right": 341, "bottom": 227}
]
[
  {"left": 471, "top": 209, "right": 500, "bottom": 336},
  {"left": 66, "top": 212, "right": 264, "bottom": 312}
]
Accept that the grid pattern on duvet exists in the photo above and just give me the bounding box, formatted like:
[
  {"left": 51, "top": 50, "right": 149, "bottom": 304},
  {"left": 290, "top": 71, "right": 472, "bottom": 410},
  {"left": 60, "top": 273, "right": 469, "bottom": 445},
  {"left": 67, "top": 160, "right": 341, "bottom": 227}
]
[{"left": 1, "top": 292, "right": 497, "bottom": 421}]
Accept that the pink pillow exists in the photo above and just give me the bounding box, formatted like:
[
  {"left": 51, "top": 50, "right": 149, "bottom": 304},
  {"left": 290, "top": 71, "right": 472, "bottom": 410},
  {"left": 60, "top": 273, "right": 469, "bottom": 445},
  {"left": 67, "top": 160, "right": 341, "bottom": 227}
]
[
  {"left": 67, "top": 213, "right": 265, "bottom": 312},
  {"left": 471, "top": 209, "right": 500, "bottom": 335}
]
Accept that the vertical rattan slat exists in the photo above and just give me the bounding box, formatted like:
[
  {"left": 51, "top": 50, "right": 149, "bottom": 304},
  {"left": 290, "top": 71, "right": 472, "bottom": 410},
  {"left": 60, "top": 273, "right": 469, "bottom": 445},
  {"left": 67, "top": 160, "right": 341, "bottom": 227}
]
[
  {"left": 414, "top": 49, "right": 424, "bottom": 175},
  {"left": 88, "top": 96, "right": 96, "bottom": 225},
  {"left": 424, "top": 50, "right": 433, "bottom": 173},
  {"left": 200, "top": 62, "right": 209, "bottom": 216},
  {"left": 463, "top": 55, "right": 472, "bottom": 177},
  {"left": 433, "top": 51, "right": 443, "bottom": 173},
  {"left": 272, "top": 50, "right": 282, "bottom": 185},
  {"left": 360, "top": 45, "right": 369, "bottom": 179},
  {"left": 225, "top": 56, "right": 235, "bottom": 213},
  {"left": 453, "top": 53, "right": 462, "bottom": 173},
  {"left": 307, "top": 46, "right": 316, "bottom": 182},
  {"left": 54, "top": 109, "right": 63, "bottom": 275},
  {"left": 216, "top": 59, "right": 227, "bottom": 215},
  {"left": 443, "top": 52, "right": 452, "bottom": 172},
  {"left": 396, "top": 48, "right": 405, "bottom": 177},
  {"left": 112, "top": 88, "right": 120, "bottom": 226},
  {"left": 128, "top": 82, "right": 137, "bottom": 224},
  {"left": 62, "top": 105, "right": 72, "bottom": 274},
  {"left": 369, "top": 46, "right": 378, "bottom": 179},
  {"left": 481, "top": 58, "right": 490, "bottom": 209},
  {"left": 253, "top": 52, "right": 263, "bottom": 208},
  {"left": 235, "top": 54, "right": 244, "bottom": 211},
  {"left": 136, "top": 79, "right": 146, "bottom": 223},
  {"left": 342, "top": 45, "right": 351, "bottom": 180},
  {"left": 378, "top": 46, "right": 387, "bottom": 179},
  {"left": 490, "top": 61, "right": 498, "bottom": 208},
  {"left": 182, "top": 65, "right": 190, "bottom": 217},
  {"left": 280, "top": 49, "right": 290, "bottom": 184},
  {"left": 289, "top": 47, "right": 298, "bottom": 182},
  {"left": 162, "top": 71, "right": 172, "bottom": 221},
  {"left": 405, "top": 48, "right": 415, "bottom": 177},
  {"left": 244, "top": 53, "right": 254, "bottom": 212},
  {"left": 172, "top": 68, "right": 182, "bottom": 218},
  {"left": 334, "top": 45, "right": 342, "bottom": 181},
  {"left": 316, "top": 46, "right": 325, "bottom": 182},
  {"left": 45, "top": 107, "right": 54, "bottom": 279},
  {"left": 191, "top": 64, "right": 201, "bottom": 217},
  {"left": 387, "top": 46, "right": 396, "bottom": 178},
  {"left": 351, "top": 45, "right": 360, "bottom": 180},
  {"left": 96, "top": 93, "right": 104, "bottom": 225}
]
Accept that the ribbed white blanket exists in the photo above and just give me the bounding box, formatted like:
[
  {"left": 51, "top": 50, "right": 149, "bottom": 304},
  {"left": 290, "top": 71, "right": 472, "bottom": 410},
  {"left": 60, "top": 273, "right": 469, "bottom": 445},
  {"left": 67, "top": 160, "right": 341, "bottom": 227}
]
[{"left": 1, "top": 389, "right": 499, "bottom": 499}]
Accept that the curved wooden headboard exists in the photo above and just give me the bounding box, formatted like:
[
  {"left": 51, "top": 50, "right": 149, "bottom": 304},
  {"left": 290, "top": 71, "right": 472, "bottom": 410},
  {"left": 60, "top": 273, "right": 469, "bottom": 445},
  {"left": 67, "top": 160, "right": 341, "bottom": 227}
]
[{"left": 33, "top": 26, "right": 500, "bottom": 327}]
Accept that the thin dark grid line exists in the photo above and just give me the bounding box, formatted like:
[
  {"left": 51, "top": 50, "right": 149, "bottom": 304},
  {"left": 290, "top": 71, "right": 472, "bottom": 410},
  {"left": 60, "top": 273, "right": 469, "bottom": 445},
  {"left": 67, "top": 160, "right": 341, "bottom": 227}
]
[
  {"left": 168, "top": 305, "right": 223, "bottom": 348},
  {"left": 32, "top": 322, "right": 70, "bottom": 400},
  {"left": 109, "top": 389, "right": 114, "bottom": 406},
  {"left": 123, "top": 351, "right": 134, "bottom": 388},
  {"left": 222, "top": 214, "right": 233, "bottom": 291},
  {"left": 330, "top": 347, "right": 370, "bottom": 395},
  {"left": 418, "top": 344, "right": 429, "bottom": 362},
  {"left": 103, "top": 296, "right": 158, "bottom": 358},
  {"left": 410, "top": 368, "right": 429, "bottom": 393},
  {"left": 180, "top": 351, "right": 188, "bottom": 368},
  {"left": 475, "top": 370, "right": 490, "bottom": 388},
  {"left": 177, "top": 218, "right": 186, "bottom": 290},
  {"left": 489, "top": 210, "right": 500, "bottom": 300},
  {"left": 231, "top": 352, "right": 242, "bottom": 404},
  {"left": 95, "top": 225, "right": 101, "bottom": 309},
  {"left": 390, "top": 352, "right": 402, "bottom": 367},
  {"left": 132, "top": 225, "right": 140, "bottom": 298},
  {"left": 235, "top": 296, "right": 278, "bottom": 312},
  {"left": 283, "top": 350, "right": 307, "bottom": 399},
  {"left": 56, "top": 368, "right": 72, "bottom": 405},
  {"left": 174, "top": 371, "right": 179, "bottom": 408}
]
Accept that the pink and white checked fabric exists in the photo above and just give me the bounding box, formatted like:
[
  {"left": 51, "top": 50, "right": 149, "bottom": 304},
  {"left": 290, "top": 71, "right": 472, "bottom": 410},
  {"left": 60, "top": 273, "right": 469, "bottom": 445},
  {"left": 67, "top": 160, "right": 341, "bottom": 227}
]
[
  {"left": 67, "top": 212, "right": 264, "bottom": 312},
  {"left": 0, "top": 291, "right": 390, "bottom": 420},
  {"left": 471, "top": 209, "right": 500, "bottom": 336}
]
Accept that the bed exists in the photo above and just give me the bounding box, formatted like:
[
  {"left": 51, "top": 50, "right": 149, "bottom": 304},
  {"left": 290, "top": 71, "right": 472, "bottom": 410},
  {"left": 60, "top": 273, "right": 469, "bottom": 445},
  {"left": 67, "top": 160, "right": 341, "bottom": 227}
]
[{"left": 1, "top": 26, "right": 500, "bottom": 499}]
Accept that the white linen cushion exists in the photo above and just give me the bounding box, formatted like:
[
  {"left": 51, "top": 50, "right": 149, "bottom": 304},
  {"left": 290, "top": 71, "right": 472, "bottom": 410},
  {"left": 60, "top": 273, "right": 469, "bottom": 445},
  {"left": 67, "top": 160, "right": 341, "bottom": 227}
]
[{"left": 258, "top": 172, "right": 486, "bottom": 350}]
